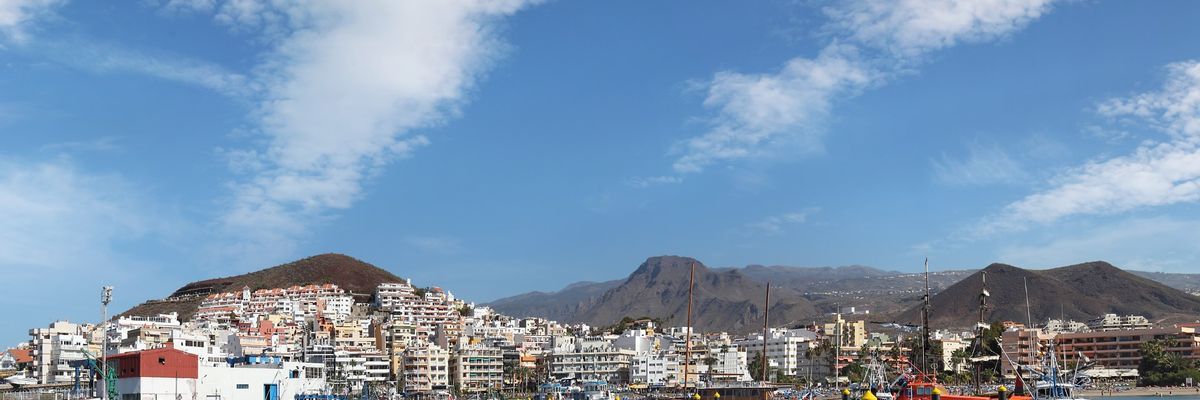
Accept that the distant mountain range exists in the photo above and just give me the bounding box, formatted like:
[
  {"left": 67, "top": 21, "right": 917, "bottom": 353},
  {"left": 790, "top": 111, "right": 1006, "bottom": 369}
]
[
  {"left": 121, "top": 253, "right": 405, "bottom": 320},
  {"left": 488, "top": 257, "right": 1200, "bottom": 332},
  {"left": 120, "top": 252, "right": 1200, "bottom": 333},
  {"left": 896, "top": 262, "right": 1200, "bottom": 327}
]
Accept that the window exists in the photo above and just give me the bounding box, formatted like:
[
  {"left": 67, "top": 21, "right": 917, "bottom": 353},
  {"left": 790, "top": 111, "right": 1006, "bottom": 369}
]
[{"left": 237, "top": 384, "right": 250, "bottom": 389}]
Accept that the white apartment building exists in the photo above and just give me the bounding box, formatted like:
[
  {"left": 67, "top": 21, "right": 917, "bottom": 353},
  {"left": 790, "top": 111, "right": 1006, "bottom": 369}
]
[
  {"left": 29, "top": 320, "right": 93, "bottom": 384},
  {"left": 1044, "top": 319, "right": 1089, "bottom": 334},
  {"left": 707, "top": 345, "right": 750, "bottom": 382},
  {"left": 629, "top": 351, "right": 678, "bottom": 387},
  {"left": 548, "top": 339, "right": 636, "bottom": 384},
  {"left": 196, "top": 285, "right": 352, "bottom": 325},
  {"left": 402, "top": 343, "right": 450, "bottom": 394},
  {"left": 734, "top": 329, "right": 816, "bottom": 377},
  {"left": 376, "top": 283, "right": 463, "bottom": 329},
  {"left": 1087, "top": 314, "right": 1152, "bottom": 331},
  {"left": 450, "top": 344, "right": 503, "bottom": 393}
]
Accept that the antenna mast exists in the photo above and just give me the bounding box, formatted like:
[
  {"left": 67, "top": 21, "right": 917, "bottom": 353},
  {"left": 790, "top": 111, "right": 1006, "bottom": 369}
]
[{"left": 685, "top": 261, "right": 695, "bottom": 389}]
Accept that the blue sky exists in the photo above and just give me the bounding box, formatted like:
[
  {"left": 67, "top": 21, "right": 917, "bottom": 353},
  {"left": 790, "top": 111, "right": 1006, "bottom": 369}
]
[{"left": 3, "top": 0, "right": 1200, "bottom": 345}]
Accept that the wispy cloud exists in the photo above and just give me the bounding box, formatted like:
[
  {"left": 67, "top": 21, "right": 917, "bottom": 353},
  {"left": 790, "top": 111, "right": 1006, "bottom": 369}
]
[
  {"left": 0, "top": 157, "right": 150, "bottom": 268},
  {"left": 626, "top": 175, "right": 683, "bottom": 188},
  {"left": 672, "top": 0, "right": 1056, "bottom": 174},
  {"left": 743, "top": 208, "right": 820, "bottom": 236},
  {"left": 177, "top": 1, "right": 542, "bottom": 261},
  {"left": 32, "top": 39, "right": 252, "bottom": 97},
  {"left": 975, "top": 61, "right": 1200, "bottom": 236},
  {"left": 0, "top": 0, "right": 63, "bottom": 44},
  {"left": 997, "top": 216, "right": 1200, "bottom": 273},
  {"left": 931, "top": 141, "right": 1027, "bottom": 186},
  {"left": 40, "top": 136, "right": 122, "bottom": 153}
]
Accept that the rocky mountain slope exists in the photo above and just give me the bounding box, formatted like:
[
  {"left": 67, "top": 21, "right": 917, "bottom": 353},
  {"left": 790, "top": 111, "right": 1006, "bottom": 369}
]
[{"left": 895, "top": 262, "right": 1200, "bottom": 328}]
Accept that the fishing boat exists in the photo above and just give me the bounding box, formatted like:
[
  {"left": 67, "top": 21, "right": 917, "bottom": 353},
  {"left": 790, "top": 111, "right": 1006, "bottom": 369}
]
[{"left": 889, "top": 370, "right": 990, "bottom": 400}]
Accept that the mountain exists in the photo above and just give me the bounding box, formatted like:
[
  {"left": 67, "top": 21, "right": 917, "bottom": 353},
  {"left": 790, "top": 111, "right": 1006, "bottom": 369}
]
[
  {"left": 489, "top": 261, "right": 975, "bottom": 328},
  {"left": 121, "top": 253, "right": 405, "bottom": 320},
  {"left": 489, "top": 256, "right": 819, "bottom": 333},
  {"left": 484, "top": 279, "right": 623, "bottom": 322},
  {"left": 896, "top": 261, "right": 1200, "bottom": 328},
  {"left": 737, "top": 264, "right": 896, "bottom": 287},
  {"left": 1133, "top": 271, "right": 1200, "bottom": 294}
]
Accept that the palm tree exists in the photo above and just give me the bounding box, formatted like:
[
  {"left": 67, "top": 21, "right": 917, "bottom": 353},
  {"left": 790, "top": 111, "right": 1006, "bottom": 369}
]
[{"left": 806, "top": 340, "right": 833, "bottom": 385}]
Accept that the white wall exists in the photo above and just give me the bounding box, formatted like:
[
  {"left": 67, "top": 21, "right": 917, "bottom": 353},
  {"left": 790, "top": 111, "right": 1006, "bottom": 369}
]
[{"left": 195, "top": 364, "right": 325, "bottom": 400}]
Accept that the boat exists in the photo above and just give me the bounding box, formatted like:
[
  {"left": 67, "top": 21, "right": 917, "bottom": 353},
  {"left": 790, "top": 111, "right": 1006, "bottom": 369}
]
[
  {"left": 888, "top": 370, "right": 990, "bottom": 400},
  {"left": 855, "top": 348, "right": 894, "bottom": 400},
  {"left": 4, "top": 373, "right": 37, "bottom": 387},
  {"left": 1006, "top": 342, "right": 1090, "bottom": 400}
]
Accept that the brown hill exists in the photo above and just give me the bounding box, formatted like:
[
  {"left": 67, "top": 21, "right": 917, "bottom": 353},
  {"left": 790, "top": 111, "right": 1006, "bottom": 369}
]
[
  {"left": 121, "top": 253, "right": 404, "bottom": 320},
  {"left": 896, "top": 261, "right": 1200, "bottom": 328},
  {"left": 484, "top": 279, "right": 623, "bottom": 322},
  {"left": 538, "top": 256, "right": 819, "bottom": 333}
]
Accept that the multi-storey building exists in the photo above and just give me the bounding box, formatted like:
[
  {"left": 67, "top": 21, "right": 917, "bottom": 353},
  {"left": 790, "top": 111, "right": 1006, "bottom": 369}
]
[
  {"left": 629, "top": 351, "right": 678, "bottom": 387},
  {"left": 548, "top": 339, "right": 635, "bottom": 384},
  {"left": 28, "top": 320, "right": 93, "bottom": 384},
  {"left": 1056, "top": 325, "right": 1200, "bottom": 373},
  {"left": 196, "top": 284, "right": 352, "bottom": 325},
  {"left": 401, "top": 343, "right": 450, "bottom": 394},
  {"left": 450, "top": 343, "right": 503, "bottom": 393},
  {"left": 822, "top": 314, "right": 867, "bottom": 349},
  {"left": 734, "top": 328, "right": 816, "bottom": 377},
  {"left": 1087, "top": 314, "right": 1153, "bottom": 331},
  {"left": 374, "top": 319, "right": 417, "bottom": 383},
  {"left": 999, "top": 327, "right": 1057, "bottom": 378},
  {"left": 706, "top": 345, "right": 750, "bottom": 382}
]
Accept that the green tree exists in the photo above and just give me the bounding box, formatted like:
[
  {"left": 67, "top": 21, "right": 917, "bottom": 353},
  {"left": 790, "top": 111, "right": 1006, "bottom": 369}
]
[
  {"left": 1139, "top": 339, "right": 1200, "bottom": 386},
  {"left": 750, "top": 352, "right": 767, "bottom": 381}
]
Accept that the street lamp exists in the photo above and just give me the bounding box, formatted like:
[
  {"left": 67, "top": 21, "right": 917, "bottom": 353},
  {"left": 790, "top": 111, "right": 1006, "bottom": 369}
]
[{"left": 101, "top": 286, "right": 113, "bottom": 400}]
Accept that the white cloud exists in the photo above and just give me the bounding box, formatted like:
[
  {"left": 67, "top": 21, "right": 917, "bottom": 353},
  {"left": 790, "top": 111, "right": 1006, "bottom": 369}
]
[
  {"left": 0, "top": 0, "right": 63, "bottom": 44},
  {"left": 976, "top": 61, "right": 1200, "bottom": 236},
  {"left": 997, "top": 216, "right": 1200, "bottom": 273},
  {"left": 627, "top": 175, "right": 683, "bottom": 188},
  {"left": 0, "top": 157, "right": 150, "bottom": 268},
  {"left": 673, "top": 45, "right": 875, "bottom": 173},
  {"left": 822, "top": 0, "right": 1055, "bottom": 60},
  {"left": 744, "top": 208, "right": 820, "bottom": 235},
  {"left": 673, "top": 0, "right": 1056, "bottom": 174},
  {"left": 37, "top": 40, "right": 252, "bottom": 97},
  {"left": 931, "top": 141, "right": 1027, "bottom": 185},
  {"left": 191, "top": 1, "right": 538, "bottom": 258}
]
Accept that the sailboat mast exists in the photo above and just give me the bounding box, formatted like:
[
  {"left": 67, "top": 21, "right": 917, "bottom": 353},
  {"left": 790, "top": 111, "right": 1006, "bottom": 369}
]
[
  {"left": 976, "top": 271, "right": 988, "bottom": 394},
  {"left": 921, "top": 258, "right": 931, "bottom": 375},
  {"left": 1024, "top": 276, "right": 1033, "bottom": 396},
  {"left": 762, "top": 282, "right": 770, "bottom": 383},
  {"left": 685, "top": 261, "right": 695, "bottom": 389}
]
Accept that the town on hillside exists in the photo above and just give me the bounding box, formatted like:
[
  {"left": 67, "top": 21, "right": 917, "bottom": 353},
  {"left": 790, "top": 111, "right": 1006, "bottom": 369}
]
[{"left": 4, "top": 274, "right": 1200, "bottom": 400}]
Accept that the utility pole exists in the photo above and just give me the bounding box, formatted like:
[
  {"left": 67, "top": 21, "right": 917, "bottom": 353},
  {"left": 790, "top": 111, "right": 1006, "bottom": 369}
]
[
  {"left": 101, "top": 286, "right": 113, "bottom": 400},
  {"left": 685, "top": 262, "right": 695, "bottom": 390}
]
